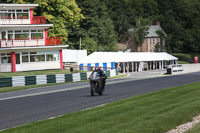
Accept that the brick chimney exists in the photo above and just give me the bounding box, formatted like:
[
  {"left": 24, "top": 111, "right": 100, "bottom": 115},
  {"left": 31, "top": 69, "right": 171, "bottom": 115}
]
[{"left": 156, "top": 21, "right": 160, "bottom": 27}]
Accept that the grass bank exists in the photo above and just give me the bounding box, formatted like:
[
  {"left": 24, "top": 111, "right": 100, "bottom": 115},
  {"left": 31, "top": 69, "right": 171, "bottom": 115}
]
[
  {"left": 1, "top": 81, "right": 200, "bottom": 133},
  {"left": 187, "top": 123, "right": 200, "bottom": 133},
  {"left": 0, "top": 74, "right": 126, "bottom": 93},
  {"left": 178, "top": 60, "right": 190, "bottom": 64}
]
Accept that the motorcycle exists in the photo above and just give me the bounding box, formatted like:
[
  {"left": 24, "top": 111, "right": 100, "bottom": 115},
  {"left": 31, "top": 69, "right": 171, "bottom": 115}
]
[{"left": 89, "top": 71, "right": 105, "bottom": 96}]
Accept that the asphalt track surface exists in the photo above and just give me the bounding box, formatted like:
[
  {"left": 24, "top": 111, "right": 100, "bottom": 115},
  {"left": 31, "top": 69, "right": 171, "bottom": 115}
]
[{"left": 1, "top": 72, "right": 200, "bottom": 130}]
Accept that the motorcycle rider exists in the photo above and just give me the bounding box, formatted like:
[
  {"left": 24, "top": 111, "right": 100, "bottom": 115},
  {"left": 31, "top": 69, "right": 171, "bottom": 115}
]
[{"left": 93, "top": 66, "right": 107, "bottom": 90}]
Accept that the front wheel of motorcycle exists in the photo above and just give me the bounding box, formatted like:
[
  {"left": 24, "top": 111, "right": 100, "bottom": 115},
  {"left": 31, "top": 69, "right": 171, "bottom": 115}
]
[{"left": 90, "top": 83, "right": 95, "bottom": 96}]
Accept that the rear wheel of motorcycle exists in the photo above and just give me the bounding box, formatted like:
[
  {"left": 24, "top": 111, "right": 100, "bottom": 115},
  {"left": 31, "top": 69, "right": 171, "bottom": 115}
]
[
  {"left": 98, "top": 87, "right": 104, "bottom": 95},
  {"left": 98, "top": 91, "right": 103, "bottom": 95}
]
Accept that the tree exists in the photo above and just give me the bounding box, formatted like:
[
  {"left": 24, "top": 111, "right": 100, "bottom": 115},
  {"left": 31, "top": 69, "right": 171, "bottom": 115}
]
[
  {"left": 127, "top": 17, "right": 151, "bottom": 52},
  {"left": 154, "top": 30, "right": 166, "bottom": 52},
  {"left": 81, "top": 36, "right": 98, "bottom": 54},
  {"left": 75, "top": 0, "right": 117, "bottom": 52}
]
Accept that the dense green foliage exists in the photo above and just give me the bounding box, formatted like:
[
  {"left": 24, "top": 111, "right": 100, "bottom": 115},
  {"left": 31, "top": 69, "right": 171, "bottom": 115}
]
[
  {"left": 3, "top": 0, "right": 200, "bottom": 54},
  {"left": 171, "top": 53, "right": 192, "bottom": 61}
]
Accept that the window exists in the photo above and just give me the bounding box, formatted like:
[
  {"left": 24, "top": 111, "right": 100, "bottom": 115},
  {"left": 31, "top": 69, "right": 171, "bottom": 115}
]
[
  {"left": 0, "top": 9, "right": 29, "bottom": 19},
  {"left": 15, "top": 30, "right": 29, "bottom": 39},
  {"left": 153, "top": 38, "right": 155, "bottom": 45},
  {"left": 1, "top": 31, "right": 6, "bottom": 40},
  {"left": 8, "top": 31, "right": 14, "bottom": 40},
  {"left": 22, "top": 51, "right": 59, "bottom": 63},
  {"left": 157, "top": 38, "right": 160, "bottom": 43},
  {"left": 2, "top": 30, "right": 44, "bottom": 40},
  {"left": 46, "top": 51, "right": 59, "bottom": 61},
  {"left": 22, "top": 52, "right": 29, "bottom": 62},
  {"left": 30, "top": 52, "right": 45, "bottom": 62},
  {"left": 31, "top": 30, "right": 44, "bottom": 39},
  {"left": 150, "top": 39, "right": 152, "bottom": 45},
  {"left": 1, "top": 53, "right": 11, "bottom": 64}
]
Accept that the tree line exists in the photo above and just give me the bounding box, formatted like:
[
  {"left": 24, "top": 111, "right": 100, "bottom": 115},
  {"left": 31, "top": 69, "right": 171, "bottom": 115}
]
[{"left": 3, "top": 0, "right": 200, "bottom": 55}]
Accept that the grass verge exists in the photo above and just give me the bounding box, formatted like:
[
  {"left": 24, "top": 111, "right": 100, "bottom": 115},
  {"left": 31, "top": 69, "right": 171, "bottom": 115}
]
[
  {"left": 0, "top": 75, "right": 126, "bottom": 93},
  {"left": 179, "top": 60, "right": 190, "bottom": 64},
  {"left": 1, "top": 81, "right": 200, "bottom": 133},
  {"left": 186, "top": 123, "right": 200, "bottom": 133}
]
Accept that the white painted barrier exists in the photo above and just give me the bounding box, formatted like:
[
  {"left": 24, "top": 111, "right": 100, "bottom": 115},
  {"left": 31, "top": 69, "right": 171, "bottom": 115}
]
[
  {"left": 12, "top": 76, "right": 25, "bottom": 87},
  {"left": 36, "top": 75, "right": 47, "bottom": 85},
  {"left": 56, "top": 74, "right": 65, "bottom": 83},
  {"left": 72, "top": 73, "right": 81, "bottom": 82}
]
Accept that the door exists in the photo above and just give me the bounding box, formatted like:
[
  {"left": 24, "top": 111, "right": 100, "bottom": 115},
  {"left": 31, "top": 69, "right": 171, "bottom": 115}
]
[
  {"left": 1, "top": 31, "right": 7, "bottom": 47},
  {"left": 16, "top": 53, "right": 22, "bottom": 71}
]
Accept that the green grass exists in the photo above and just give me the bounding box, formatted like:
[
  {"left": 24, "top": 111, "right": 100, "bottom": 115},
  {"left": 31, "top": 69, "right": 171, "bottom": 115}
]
[
  {"left": 0, "top": 69, "right": 81, "bottom": 78},
  {"left": 179, "top": 60, "right": 190, "bottom": 64},
  {"left": 0, "top": 75, "right": 126, "bottom": 93},
  {"left": 186, "top": 123, "right": 200, "bottom": 133},
  {"left": 2, "top": 81, "right": 200, "bottom": 133},
  {"left": 107, "top": 74, "right": 127, "bottom": 79}
]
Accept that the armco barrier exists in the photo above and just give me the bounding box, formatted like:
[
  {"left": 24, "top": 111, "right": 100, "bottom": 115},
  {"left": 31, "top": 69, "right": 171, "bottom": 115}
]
[
  {"left": 56, "top": 74, "right": 65, "bottom": 83},
  {"left": 12, "top": 76, "right": 25, "bottom": 87},
  {"left": 106, "top": 71, "right": 110, "bottom": 77},
  {"left": 80, "top": 73, "right": 87, "bottom": 80},
  {"left": 25, "top": 76, "right": 36, "bottom": 85},
  {"left": 0, "top": 77, "right": 12, "bottom": 87},
  {"left": 47, "top": 75, "right": 56, "bottom": 83},
  {"left": 36, "top": 75, "right": 47, "bottom": 85},
  {"left": 72, "top": 73, "right": 81, "bottom": 82},
  {"left": 0, "top": 69, "right": 119, "bottom": 88},
  {"left": 65, "top": 74, "right": 73, "bottom": 82}
]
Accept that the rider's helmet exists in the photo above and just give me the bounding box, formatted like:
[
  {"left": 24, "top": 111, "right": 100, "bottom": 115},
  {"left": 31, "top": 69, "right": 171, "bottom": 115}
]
[{"left": 95, "top": 66, "right": 101, "bottom": 72}]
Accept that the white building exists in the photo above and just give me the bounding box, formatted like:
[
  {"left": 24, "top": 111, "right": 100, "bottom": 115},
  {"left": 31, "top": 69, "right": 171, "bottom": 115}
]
[
  {"left": 0, "top": 4, "right": 68, "bottom": 72},
  {"left": 62, "top": 49, "right": 87, "bottom": 63},
  {"left": 78, "top": 52, "right": 178, "bottom": 73}
]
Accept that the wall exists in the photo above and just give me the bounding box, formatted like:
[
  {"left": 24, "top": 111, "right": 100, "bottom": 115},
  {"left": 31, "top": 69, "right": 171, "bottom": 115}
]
[
  {"left": 181, "top": 64, "right": 200, "bottom": 73},
  {"left": 21, "top": 61, "right": 60, "bottom": 71},
  {"left": 0, "top": 64, "right": 11, "bottom": 72}
]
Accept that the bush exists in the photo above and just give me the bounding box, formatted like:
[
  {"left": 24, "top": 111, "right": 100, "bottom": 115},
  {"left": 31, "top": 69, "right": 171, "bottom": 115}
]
[{"left": 171, "top": 53, "right": 191, "bottom": 61}]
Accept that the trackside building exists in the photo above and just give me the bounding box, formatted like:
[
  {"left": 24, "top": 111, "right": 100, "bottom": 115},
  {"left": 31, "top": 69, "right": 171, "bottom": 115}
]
[
  {"left": 78, "top": 52, "right": 178, "bottom": 73},
  {"left": 0, "top": 4, "right": 68, "bottom": 72}
]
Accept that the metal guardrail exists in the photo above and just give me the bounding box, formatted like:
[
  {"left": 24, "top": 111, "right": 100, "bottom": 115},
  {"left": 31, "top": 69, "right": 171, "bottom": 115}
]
[
  {"left": 167, "top": 64, "right": 183, "bottom": 74},
  {"left": 172, "top": 64, "right": 183, "bottom": 72}
]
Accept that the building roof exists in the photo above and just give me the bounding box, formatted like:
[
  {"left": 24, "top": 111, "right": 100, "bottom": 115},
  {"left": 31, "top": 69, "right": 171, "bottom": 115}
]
[
  {"left": 146, "top": 25, "right": 166, "bottom": 38},
  {"left": 0, "top": 24, "right": 53, "bottom": 30},
  {"left": 0, "top": 4, "right": 38, "bottom": 9},
  {"left": 78, "top": 52, "right": 178, "bottom": 64}
]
